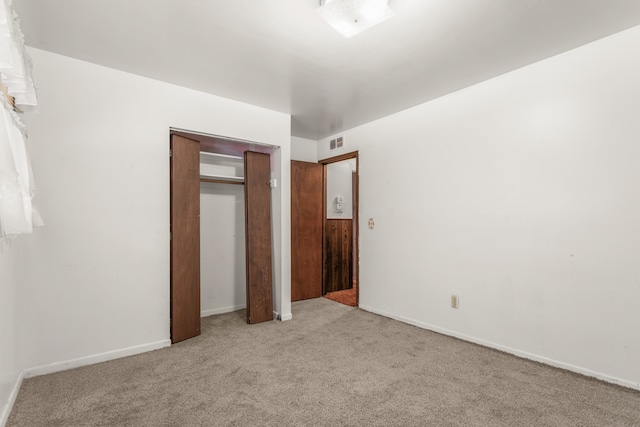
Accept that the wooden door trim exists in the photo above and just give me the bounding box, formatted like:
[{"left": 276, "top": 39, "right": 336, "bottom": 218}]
[
  {"left": 319, "top": 151, "right": 359, "bottom": 305},
  {"left": 322, "top": 165, "right": 327, "bottom": 295}
]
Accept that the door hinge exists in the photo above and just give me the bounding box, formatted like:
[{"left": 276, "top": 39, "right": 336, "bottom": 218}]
[
  {"left": 170, "top": 232, "right": 172, "bottom": 241},
  {"left": 169, "top": 149, "right": 172, "bottom": 157}
]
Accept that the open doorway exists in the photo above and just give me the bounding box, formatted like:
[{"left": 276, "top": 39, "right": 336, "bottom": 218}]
[
  {"left": 290, "top": 151, "right": 359, "bottom": 307},
  {"left": 322, "top": 152, "right": 359, "bottom": 307}
]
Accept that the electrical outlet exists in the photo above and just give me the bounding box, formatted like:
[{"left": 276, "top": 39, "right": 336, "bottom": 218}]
[{"left": 451, "top": 295, "right": 459, "bottom": 309}]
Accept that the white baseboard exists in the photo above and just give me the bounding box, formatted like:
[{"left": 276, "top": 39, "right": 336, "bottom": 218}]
[
  {"left": 272, "top": 311, "right": 293, "bottom": 321},
  {"left": 24, "top": 339, "right": 171, "bottom": 379},
  {"left": 201, "top": 304, "right": 245, "bottom": 317},
  {"left": 0, "top": 370, "right": 24, "bottom": 427},
  {"left": 279, "top": 312, "right": 293, "bottom": 321},
  {"left": 359, "top": 304, "right": 640, "bottom": 392},
  {"left": 202, "top": 306, "right": 290, "bottom": 321}
]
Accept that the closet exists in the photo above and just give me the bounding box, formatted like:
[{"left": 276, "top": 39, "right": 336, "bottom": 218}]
[
  {"left": 170, "top": 130, "right": 275, "bottom": 344},
  {"left": 199, "top": 151, "right": 246, "bottom": 319}
]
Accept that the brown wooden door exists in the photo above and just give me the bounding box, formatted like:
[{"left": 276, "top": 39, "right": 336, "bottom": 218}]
[
  {"left": 170, "top": 135, "right": 201, "bottom": 343},
  {"left": 244, "top": 151, "right": 273, "bottom": 324},
  {"left": 291, "top": 161, "right": 323, "bottom": 301}
]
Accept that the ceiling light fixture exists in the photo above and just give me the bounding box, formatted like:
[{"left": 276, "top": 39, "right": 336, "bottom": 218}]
[{"left": 317, "top": 0, "right": 395, "bottom": 38}]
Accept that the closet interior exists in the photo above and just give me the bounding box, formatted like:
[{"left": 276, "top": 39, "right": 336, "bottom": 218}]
[{"left": 199, "top": 150, "right": 246, "bottom": 317}]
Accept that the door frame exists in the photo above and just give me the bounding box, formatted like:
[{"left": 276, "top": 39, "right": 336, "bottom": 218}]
[{"left": 320, "top": 151, "right": 359, "bottom": 305}]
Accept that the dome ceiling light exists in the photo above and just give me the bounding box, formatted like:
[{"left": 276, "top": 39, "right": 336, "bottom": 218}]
[{"left": 317, "top": 0, "right": 395, "bottom": 38}]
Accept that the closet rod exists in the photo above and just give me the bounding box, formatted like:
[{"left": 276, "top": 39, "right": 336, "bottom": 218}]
[
  {"left": 200, "top": 174, "right": 245, "bottom": 185},
  {"left": 200, "top": 178, "right": 244, "bottom": 186}
]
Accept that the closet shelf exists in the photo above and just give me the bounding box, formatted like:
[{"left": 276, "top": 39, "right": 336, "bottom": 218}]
[{"left": 200, "top": 152, "right": 243, "bottom": 160}]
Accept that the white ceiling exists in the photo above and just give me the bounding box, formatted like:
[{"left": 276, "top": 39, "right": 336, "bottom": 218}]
[{"left": 15, "top": 0, "right": 640, "bottom": 140}]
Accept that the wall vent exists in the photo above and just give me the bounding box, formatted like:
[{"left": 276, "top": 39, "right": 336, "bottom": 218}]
[{"left": 330, "top": 136, "right": 344, "bottom": 150}]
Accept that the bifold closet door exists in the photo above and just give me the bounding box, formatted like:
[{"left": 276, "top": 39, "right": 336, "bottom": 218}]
[
  {"left": 244, "top": 151, "right": 273, "bottom": 324},
  {"left": 170, "top": 134, "right": 201, "bottom": 342}
]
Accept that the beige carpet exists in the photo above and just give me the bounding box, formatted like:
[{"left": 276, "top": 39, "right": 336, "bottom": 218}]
[{"left": 8, "top": 298, "right": 640, "bottom": 426}]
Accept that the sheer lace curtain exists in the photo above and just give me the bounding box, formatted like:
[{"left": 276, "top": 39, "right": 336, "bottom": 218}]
[{"left": 0, "top": 0, "right": 41, "bottom": 239}]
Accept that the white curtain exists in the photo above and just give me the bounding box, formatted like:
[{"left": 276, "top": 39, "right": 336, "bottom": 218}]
[
  {"left": 0, "top": 0, "right": 41, "bottom": 239},
  {"left": 0, "top": 0, "right": 37, "bottom": 109}
]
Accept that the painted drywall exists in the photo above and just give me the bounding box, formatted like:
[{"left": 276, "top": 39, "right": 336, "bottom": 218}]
[
  {"left": 18, "top": 48, "right": 291, "bottom": 372},
  {"left": 200, "top": 182, "right": 246, "bottom": 316},
  {"left": 318, "top": 25, "right": 640, "bottom": 389},
  {"left": 326, "top": 161, "right": 353, "bottom": 219},
  {"left": 0, "top": 241, "right": 22, "bottom": 426},
  {"left": 291, "top": 136, "right": 318, "bottom": 162}
]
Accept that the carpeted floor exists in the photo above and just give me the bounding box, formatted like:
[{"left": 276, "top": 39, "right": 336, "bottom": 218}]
[{"left": 8, "top": 298, "right": 640, "bottom": 426}]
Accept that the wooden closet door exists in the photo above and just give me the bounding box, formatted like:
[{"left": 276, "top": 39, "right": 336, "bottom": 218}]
[
  {"left": 244, "top": 151, "right": 273, "bottom": 324},
  {"left": 170, "top": 135, "right": 201, "bottom": 343},
  {"left": 291, "top": 160, "right": 323, "bottom": 301}
]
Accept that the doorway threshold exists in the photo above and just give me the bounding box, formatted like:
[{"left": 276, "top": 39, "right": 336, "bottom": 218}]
[{"left": 324, "top": 283, "right": 357, "bottom": 307}]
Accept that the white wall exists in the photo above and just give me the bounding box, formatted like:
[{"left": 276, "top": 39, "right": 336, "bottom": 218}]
[
  {"left": 318, "top": 26, "right": 640, "bottom": 389},
  {"left": 19, "top": 48, "right": 291, "bottom": 373},
  {"left": 326, "top": 162, "right": 353, "bottom": 219},
  {"left": 200, "top": 182, "right": 246, "bottom": 316},
  {"left": 291, "top": 136, "right": 318, "bottom": 162},
  {"left": 0, "top": 242, "right": 22, "bottom": 426}
]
